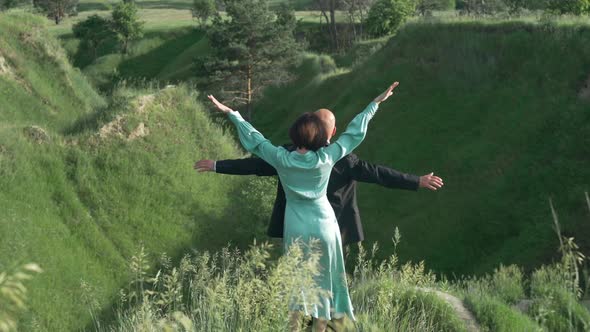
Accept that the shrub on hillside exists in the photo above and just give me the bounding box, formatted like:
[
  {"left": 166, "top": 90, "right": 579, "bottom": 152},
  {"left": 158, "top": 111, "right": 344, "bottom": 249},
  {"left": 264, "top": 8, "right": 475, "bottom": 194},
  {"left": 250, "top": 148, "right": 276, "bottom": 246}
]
[
  {"left": 191, "top": 0, "right": 216, "bottom": 27},
  {"left": 112, "top": 241, "right": 324, "bottom": 331},
  {"left": 416, "top": 0, "right": 456, "bottom": 16},
  {"left": 502, "top": 0, "right": 527, "bottom": 15},
  {"left": 546, "top": 0, "right": 590, "bottom": 15},
  {"left": 0, "top": 0, "right": 27, "bottom": 10},
  {"left": 72, "top": 14, "right": 115, "bottom": 60},
  {"left": 366, "top": 0, "right": 416, "bottom": 37},
  {"left": 111, "top": 2, "right": 144, "bottom": 54},
  {"left": 490, "top": 264, "right": 525, "bottom": 304},
  {"left": 529, "top": 264, "right": 590, "bottom": 331},
  {"left": 456, "top": 0, "right": 506, "bottom": 15},
  {"left": 33, "top": 0, "right": 78, "bottom": 24},
  {"left": 464, "top": 292, "right": 542, "bottom": 332}
]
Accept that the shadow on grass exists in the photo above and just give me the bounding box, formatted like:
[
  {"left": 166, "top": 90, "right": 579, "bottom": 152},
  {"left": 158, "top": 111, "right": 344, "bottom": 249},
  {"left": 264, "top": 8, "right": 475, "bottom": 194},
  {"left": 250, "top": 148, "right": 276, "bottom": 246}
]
[
  {"left": 117, "top": 28, "right": 206, "bottom": 81},
  {"left": 61, "top": 104, "right": 118, "bottom": 136}
]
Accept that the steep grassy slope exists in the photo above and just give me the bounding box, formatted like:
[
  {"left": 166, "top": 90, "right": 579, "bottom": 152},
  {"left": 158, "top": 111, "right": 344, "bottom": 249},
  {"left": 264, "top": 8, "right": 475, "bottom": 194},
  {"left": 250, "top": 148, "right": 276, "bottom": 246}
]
[
  {"left": 252, "top": 21, "right": 590, "bottom": 276},
  {"left": 0, "top": 12, "right": 106, "bottom": 130},
  {"left": 0, "top": 11, "right": 273, "bottom": 331}
]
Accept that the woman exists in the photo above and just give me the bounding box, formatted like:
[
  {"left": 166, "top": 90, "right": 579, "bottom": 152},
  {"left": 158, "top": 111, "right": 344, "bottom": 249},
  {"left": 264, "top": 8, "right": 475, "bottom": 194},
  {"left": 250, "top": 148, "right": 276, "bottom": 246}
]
[{"left": 207, "top": 82, "right": 399, "bottom": 332}]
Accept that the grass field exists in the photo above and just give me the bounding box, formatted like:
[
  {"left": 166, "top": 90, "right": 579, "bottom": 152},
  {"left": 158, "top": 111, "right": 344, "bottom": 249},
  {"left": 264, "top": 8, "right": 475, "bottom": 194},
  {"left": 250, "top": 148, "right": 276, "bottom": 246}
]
[
  {"left": 251, "top": 18, "right": 590, "bottom": 275},
  {"left": 2, "top": 5, "right": 590, "bottom": 331},
  {"left": 0, "top": 11, "right": 275, "bottom": 331}
]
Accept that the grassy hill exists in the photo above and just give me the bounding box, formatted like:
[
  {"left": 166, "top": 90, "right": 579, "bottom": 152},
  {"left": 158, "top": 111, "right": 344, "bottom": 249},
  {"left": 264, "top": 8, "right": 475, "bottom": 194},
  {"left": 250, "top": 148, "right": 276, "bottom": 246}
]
[
  {"left": 44, "top": 7, "right": 590, "bottom": 278},
  {"left": 0, "top": 11, "right": 274, "bottom": 331},
  {"left": 252, "top": 20, "right": 590, "bottom": 276}
]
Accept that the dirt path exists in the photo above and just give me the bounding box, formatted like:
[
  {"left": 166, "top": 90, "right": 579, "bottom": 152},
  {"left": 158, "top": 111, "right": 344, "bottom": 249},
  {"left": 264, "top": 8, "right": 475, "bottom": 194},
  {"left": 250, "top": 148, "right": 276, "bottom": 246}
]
[{"left": 418, "top": 288, "right": 481, "bottom": 332}]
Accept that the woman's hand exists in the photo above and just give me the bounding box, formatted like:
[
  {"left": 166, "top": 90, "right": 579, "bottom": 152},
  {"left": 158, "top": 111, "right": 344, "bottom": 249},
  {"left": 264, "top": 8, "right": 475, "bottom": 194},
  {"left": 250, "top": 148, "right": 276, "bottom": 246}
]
[
  {"left": 373, "top": 82, "right": 399, "bottom": 104},
  {"left": 207, "top": 95, "right": 233, "bottom": 114}
]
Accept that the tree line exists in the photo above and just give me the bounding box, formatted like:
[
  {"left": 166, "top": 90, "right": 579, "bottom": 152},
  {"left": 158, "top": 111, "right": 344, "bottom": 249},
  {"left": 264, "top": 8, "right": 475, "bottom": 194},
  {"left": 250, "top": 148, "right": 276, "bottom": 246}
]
[{"left": 1, "top": 0, "right": 588, "bottom": 119}]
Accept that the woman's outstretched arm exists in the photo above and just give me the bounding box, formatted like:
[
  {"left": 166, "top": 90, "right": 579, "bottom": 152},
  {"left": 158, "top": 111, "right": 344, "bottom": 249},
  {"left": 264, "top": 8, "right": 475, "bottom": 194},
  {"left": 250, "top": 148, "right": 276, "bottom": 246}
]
[
  {"left": 206, "top": 95, "right": 284, "bottom": 168},
  {"left": 324, "top": 82, "right": 400, "bottom": 162}
]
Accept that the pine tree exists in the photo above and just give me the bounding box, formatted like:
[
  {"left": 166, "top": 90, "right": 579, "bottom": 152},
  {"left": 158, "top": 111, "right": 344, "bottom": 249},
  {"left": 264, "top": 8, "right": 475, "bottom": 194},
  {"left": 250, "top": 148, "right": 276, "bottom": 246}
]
[{"left": 200, "top": 0, "right": 300, "bottom": 119}]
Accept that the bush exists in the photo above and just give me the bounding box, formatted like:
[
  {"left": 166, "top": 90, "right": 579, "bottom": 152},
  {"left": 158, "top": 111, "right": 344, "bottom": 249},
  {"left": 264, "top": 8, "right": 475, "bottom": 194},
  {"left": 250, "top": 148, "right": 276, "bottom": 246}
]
[
  {"left": 110, "top": 241, "right": 325, "bottom": 331},
  {"left": 72, "top": 14, "right": 115, "bottom": 60},
  {"left": 529, "top": 264, "right": 590, "bottom": 331},
  {"left": 416, "top": 0, "right": 456, "bottom": 16},
  {"left": 0, "top": 0, "right": 27, "bottom": 10},
  {"left": 546, "top": 0, "right": 590, "bottom": 15},
  {"left": 490, "top": 264, "right": 525, "bottom": 304},
  {"left": 503, "top": 0, "right": 527, "bottom": 15},
  {"left": 456, "top": 0, "right": 506, "bottom": 15},
  {"left": 464, "top": 292, "right": 542, "bottom": 332},
  {"left": 366, "top": 0, "right": 416, "bottom": 37},
  {"left": 111, "top": 2, "right": 144, "bottom": 54}
]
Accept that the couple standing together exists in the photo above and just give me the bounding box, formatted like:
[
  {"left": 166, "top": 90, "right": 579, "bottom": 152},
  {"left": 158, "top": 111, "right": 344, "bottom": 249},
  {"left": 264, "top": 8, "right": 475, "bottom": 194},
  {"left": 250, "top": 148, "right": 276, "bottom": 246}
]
[{"left": 195, "top": 82, "right": 444, "bottom": 332}]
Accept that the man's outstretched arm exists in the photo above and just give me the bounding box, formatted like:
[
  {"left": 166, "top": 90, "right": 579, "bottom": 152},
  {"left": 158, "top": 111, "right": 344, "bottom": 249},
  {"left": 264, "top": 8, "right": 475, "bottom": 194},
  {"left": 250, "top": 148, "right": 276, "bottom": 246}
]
[
  {"left": 194, "top": 158, "right": 278, "bottom": 176},
  {"left": 348, "top": 154, "right": 443, "bottom": 191}
]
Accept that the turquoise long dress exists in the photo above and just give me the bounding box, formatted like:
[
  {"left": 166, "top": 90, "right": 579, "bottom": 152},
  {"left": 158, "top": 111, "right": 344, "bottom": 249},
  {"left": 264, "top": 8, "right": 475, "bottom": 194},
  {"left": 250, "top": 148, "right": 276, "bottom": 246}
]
[{"left": 227, "top": 101, "right": 379, "bottom": 320}]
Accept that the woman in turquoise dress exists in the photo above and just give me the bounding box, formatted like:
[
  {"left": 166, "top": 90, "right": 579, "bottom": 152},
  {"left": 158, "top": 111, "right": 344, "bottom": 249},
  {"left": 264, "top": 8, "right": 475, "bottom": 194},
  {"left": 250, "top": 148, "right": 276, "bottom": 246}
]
[{"left": 207, "top": 82, "right": 399, "bottom": 332}]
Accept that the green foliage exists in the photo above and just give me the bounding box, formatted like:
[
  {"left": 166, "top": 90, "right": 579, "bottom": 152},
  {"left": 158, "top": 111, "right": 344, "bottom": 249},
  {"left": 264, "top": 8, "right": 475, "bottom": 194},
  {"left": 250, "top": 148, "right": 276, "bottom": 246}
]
[
  {"left": 253, "top": 20, "right": 590, "bottom": 276},
  {"left": 502, "top": 0, "right": 526, "bottom": 15},
  {"left": 0, "top": 264, "right": 43, "bottom": 332},
  {"left": 111, "top": 1, "right": 144, "bottom": 53},
  {"left": 191, "top": 0, "right": 216, "bottom": 26},
  {"left": 0, "top": 12, "right": 277, "bottom": 329},
  {"left": 0, "top": 0, "right": 27, "bottom": 10},
  {"left": 529, "top": 264, "right": 590, "bottom": 331},
  {"left": 33, "top": 0, "right": 78, "bottom": 24},
  {"left": 546, "top": 0, "right": 590, "bottom": 15},
  {"left": 366, "top": 0, "right": 415, "bottom": 37},
  {"left": 104, "top": 238, "right": 468, "bottom": 331},
  {"left": 239, "top": 176, "right": 278, "bottom": 237},
  {"left": 416, "top": 0, "right": 456, "bottom": 16},
  {"left": 464, "top": 292, "right": 542, "bottom": 332},
  {"left": 456, "top": 0, "right": 506, "bottom": 15},
  {"left": 111, "top": 241, "right": 324, "bottom": 331},
  {"left": 200, "top": 0, "right": 300, "bottom": 119},
  {"left": 489, "top": 265, "right": 525, "bottom": 304},
  {"left": 72, "top": 14, "right": 115, "bottom": 60},
  {"left": 463, "top": 264, "right": 526, "bottom": 305}
]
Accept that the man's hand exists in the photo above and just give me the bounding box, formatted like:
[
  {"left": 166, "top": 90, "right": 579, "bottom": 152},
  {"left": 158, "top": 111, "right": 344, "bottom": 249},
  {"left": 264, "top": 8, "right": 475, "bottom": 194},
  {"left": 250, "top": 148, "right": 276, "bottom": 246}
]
[
  {"left": 194, "top": 159, "right": 215, "bottom": 172},
  {"left": 419, "top": 172, "right": 444, "bottom": 191},
  {"left": 373, "top": 82, "right": 399, "bottom": 104},
  {"left": 207, "top": 95, "right": 233, "bottom": 113}
]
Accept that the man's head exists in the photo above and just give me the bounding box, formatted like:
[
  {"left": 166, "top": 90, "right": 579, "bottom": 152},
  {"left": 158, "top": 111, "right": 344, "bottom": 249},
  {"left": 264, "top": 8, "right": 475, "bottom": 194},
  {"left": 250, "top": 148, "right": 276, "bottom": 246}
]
[{"left": 315, "top": 108, "right": 336, "bottom": 141}]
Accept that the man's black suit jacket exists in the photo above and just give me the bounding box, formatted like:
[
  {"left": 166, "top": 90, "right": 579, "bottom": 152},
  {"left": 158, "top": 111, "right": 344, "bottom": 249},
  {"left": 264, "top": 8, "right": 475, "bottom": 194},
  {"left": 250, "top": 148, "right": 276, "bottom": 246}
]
[{"left": 216, "top": 147, "right": 420, "bottom": 245}]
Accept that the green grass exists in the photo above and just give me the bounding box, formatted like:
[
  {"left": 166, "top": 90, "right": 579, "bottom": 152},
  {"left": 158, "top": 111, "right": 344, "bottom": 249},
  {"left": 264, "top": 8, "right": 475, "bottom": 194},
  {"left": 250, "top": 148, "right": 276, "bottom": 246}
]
[
  {"left": 3, "top": 7, "right": 590, "bottom": 331},
  {"left": 97, "top": 240, "right": 469, "bottom": 332},
  {"left": 464, "top": 292, "right": 542, "bottom": 332},
  {"left": 75, "top": 0, "right": 314, "bottom": 12},
  {"left": 0, "top": 11, "right": 276, "bottom": 331},
  {"left": 100, "top": 238, "right": 588, "bottom": 332},
  {"left": 251, "top": 19, "right": 590, "bottom": 276}
]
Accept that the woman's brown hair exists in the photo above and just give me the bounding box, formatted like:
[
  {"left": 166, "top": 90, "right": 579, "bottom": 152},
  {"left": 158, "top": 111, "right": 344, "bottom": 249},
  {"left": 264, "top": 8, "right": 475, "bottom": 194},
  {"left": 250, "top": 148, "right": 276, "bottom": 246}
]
[{"left": 289, "top": 112, "right": 328, "bottom": 151}]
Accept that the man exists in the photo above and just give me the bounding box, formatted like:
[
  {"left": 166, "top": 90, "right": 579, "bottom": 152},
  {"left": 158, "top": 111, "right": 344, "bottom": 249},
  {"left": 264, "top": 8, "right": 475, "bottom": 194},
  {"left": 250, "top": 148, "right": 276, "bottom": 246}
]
[{"left": 195, "top": 108, "right": 444, "bottom": 246}]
